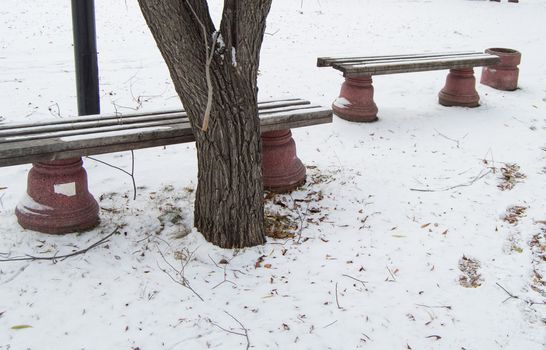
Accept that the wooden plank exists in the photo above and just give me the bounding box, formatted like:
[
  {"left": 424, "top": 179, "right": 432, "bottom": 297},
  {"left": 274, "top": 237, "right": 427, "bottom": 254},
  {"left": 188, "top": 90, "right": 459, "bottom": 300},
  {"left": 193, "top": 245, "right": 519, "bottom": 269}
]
[
  {"left": 338, "top": 53, "right": 495, "bottom": 68},
  {"left": 260, "top": 106, "right": 333, "bottom": 131},
  {"left": 317, "top": 51, "right": 480, "bottom": 67},
  {"left": 325, "top": 52, "right": 488, "bottom": 69},
  {"left": 0, "top": 125, "right": 192, "bottom": 166},
  {"left": 1, "top": 105, "right": 330, "bottom": 145},
  {"left": 0, "top": 133, "right": 193, "bottom": 167},
  {"left": 0, "top": 119, "right": 185, "bottom": 143},
  {"left": 0, "top": 103, "right": 322, "bottom": 142},
  {"left": 0, "top": 98, "right": 310, "bottom": 131},
  {"left": 0, "top": 105, "right": 333, "bottom": 167},
  {"left": 336, "top": 54, "right": 499, "bottom": 76},
  {"left": 0, "top": 110, "right": 183, "bottom": 132},
  {"left": 0, "top": 114, "right": 186, "bottom": 138}
]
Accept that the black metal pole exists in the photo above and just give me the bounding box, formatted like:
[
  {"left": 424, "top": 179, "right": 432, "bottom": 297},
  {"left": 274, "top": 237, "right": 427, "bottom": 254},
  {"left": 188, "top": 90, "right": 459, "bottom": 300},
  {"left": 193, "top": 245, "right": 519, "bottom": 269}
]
[{"left": 71, "top": 0, "right": 100, "bottom": 116}]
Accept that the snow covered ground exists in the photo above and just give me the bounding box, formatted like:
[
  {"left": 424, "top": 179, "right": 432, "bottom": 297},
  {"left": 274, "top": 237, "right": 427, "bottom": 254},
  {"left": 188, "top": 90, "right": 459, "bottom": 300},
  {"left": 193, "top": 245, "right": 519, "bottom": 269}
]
[{"left": 1, "top": 0, "right": 545, "bottom": 349}]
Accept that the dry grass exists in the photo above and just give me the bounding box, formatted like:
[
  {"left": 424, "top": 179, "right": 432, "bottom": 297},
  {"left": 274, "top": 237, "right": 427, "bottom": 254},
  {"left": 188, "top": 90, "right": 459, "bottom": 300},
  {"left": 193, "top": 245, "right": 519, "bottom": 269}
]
[
  {"left": 458, "top": 255, "right": 483, "bottom": 288},
  {"left": 503, "top": 205, "right": 528, "bottom": 225},
  {"left": 498, "top": 163, "right": 526, "bottom": 191},
  {"left": 264, "top": 213, "right": 298, "bottom": 239},
  {"left": 529, "top": 223, "right": 546, "bottom": 297},
  {"left": 263, "top": 166, "right": 339, "bottom": 241}
]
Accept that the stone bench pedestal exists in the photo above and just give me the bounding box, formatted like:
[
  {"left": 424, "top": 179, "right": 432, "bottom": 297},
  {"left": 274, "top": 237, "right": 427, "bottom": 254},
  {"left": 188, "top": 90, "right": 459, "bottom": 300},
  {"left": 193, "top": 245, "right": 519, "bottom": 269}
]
[
  {"left": 16, "top": 158, "right": 100, "bottom": 234},
  {"left": 261, "top": 129, "right": 306, "bottom": 193},
  {"left": 439, "top": 68, "right": 480, "bottom": 107}
]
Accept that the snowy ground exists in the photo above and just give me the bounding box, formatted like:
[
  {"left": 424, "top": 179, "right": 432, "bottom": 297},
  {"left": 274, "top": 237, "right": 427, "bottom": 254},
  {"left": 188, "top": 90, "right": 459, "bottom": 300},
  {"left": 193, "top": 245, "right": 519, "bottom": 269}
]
[{"left": 1, "top": 0, "right": 545, "bottom": 349}]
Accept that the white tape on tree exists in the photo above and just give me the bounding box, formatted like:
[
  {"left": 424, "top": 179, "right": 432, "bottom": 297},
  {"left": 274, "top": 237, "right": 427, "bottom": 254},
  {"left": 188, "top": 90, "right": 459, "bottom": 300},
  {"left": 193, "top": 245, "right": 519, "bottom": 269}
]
[{"left": 54, "top": 182, "right": 76, "bottom": 197}]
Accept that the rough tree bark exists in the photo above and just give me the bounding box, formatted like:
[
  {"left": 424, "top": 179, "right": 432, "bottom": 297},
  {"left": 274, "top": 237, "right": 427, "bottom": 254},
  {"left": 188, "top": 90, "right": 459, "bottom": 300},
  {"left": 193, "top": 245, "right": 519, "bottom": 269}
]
[{"left": 137, "top": 0, "right": 272, "bottom": 248}]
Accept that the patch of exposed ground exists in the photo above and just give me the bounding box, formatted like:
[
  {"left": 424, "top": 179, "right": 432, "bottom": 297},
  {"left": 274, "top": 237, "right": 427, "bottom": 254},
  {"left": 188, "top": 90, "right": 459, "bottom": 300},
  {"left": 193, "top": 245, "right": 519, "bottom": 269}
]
[
  {"left": 98, "top": 184, "right": 194, "bottom": 238},
  {"left": 503, "top": 205, "right": 528, "bottom": 225},
  {"left": 529, "top": 222, "right": 546, "bottom": 298},
  {"left": 264, "top": 166, "right": 351, "bottom": 242},
  {"left": 497, "top": 163, "right": 526, "bottom": 191},
  {"left": 458, "top": 255, "right": 483, "bottom": 288}
]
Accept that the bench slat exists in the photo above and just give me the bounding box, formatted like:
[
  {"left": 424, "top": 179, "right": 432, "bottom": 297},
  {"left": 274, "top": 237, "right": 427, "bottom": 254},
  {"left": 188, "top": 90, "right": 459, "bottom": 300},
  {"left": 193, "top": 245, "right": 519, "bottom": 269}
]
[
  {"left": 0, "top": 98, "right": 311, "bottom": 131},
  {"left": 0, "top": 119, "right": 184, "bottom": 143},
  {"left": 317, "top": 51, "right": 480, "bottom": 67},
  {"left": 0, "top": 114, "right": 184, "bottom": 138},
  {"left": 326, "top": 52, "right": 488, "bottom": 68},
  {"left": 0, "top": 105, "right": 332, "bottom": 167},
  {"left": 260, "top": 106, "right": 332, "bottom": 130},
  {"left": 0, "top": 103, "right": 324, "bottom": 141},
  {"left": 336, "top": 54, "right": 499, "bottom": 76},
  {"left": 0, "top": 127, "right": 193, "bottom": 167}
]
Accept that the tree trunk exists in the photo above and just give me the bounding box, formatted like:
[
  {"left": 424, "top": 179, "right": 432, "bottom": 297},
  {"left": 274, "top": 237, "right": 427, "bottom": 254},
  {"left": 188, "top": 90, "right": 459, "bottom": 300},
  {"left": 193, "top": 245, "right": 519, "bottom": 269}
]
[{"left": 137, "top": 0, "right": 272, "bottom": 248}]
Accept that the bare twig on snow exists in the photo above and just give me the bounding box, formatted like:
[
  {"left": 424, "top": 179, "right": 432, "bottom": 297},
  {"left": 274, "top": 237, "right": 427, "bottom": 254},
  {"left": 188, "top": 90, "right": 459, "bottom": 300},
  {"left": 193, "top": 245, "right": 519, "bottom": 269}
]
[
  {"left": 209, "top": 311, "right": 251, "bottom": 350},
  {"left": 86, "top": 151, "right": 137, "bottom": 200},
  {"left": 342, "top": 274, "right": 368, "bottom": 290},
  {"left": 335, "top": 282, "right": 343, "bottom": 309},
  {"left": 156, "top": 246, "right": 204, "bottom": 301},
  {"left": 0, "top": 228, "right": 119, "bottom": 263},
  {"left": 410, "top": 169, "right": 491, "bottom": 193}
]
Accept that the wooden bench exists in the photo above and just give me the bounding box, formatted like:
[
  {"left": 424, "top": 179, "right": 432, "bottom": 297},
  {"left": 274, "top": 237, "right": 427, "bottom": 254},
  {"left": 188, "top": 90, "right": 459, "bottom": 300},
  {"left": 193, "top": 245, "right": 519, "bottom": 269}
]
[
  {"left": 317, "top": 51, "right": 500, "bottom": 122},
  {"left": 0, "top": 98, "right": 332, "bottom": 234}
]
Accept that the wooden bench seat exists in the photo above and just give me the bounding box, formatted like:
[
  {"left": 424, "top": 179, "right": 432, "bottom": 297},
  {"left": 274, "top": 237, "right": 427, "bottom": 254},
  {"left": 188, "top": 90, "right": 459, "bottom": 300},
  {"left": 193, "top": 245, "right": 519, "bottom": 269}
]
[
  {"left": 1, "top": 98, "right": 332, "bottom": 234},
  {"left": 317, "top": 51, "right": 501, "bottom": 122},
  {"left": 0, "top": 98, "right": 332, "bottom": 167}
]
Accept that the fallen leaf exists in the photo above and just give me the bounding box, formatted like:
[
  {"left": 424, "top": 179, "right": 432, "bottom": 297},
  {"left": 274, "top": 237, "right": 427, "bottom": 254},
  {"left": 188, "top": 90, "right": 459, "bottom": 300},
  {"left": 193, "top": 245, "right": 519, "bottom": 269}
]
[
  {"left": 421, "top": 223, "right": 431, "bottom": 229},
  {"left": 426, "top": 335, "right": 442, "bottom": 340},
  {"left": 274, "top": 200, "right": 288, "bottom": 208},
  {"left": 11, "top": 325, "right": 32, "bottom": 330},
  {"left": 255, "top": 255, "right": 265, "bottom": 268},
  {"left": 264, "top": 263, "right": 272, "bottom": 269}
]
